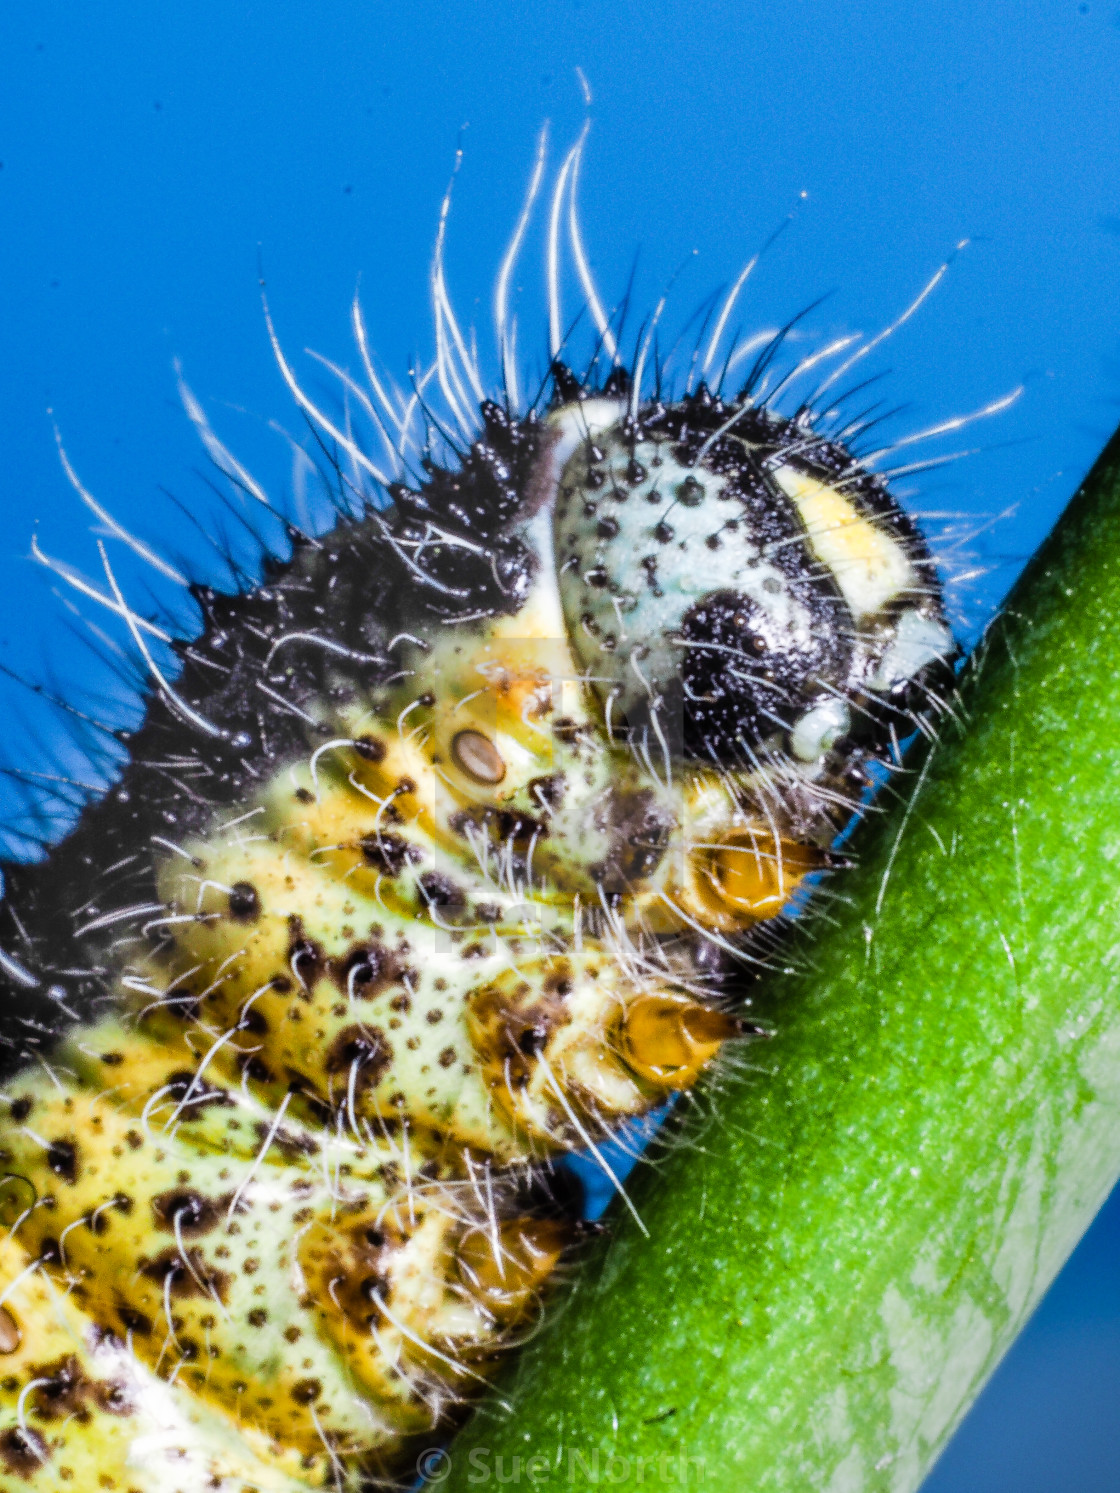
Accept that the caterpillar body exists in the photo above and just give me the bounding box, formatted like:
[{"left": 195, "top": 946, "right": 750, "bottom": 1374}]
[{"left": 0, "top": 138, "right": 957, "bottom": 1490}]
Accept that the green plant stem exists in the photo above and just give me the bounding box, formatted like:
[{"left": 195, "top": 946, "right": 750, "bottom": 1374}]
[{"left": 440, "top": 423, "right": 1120, "bottom": 1492}]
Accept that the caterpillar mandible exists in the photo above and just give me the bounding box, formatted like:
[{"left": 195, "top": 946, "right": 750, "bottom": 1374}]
[{"left": 0, "top": 129, "right": 960, "bottom": 1490}]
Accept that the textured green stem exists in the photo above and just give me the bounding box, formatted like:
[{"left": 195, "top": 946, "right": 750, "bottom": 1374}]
[{"left": 440, "top": 423, "right": 1120, "bottom": 1492}]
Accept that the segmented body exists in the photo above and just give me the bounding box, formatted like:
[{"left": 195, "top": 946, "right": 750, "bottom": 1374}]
[{"left": 0, "top": 151, "right": 955, "bottom": 1489}]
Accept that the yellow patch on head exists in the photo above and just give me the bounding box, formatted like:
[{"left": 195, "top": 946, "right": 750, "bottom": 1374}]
[{"left": 773, "top": 465, "right": 915, "bottom": 618}]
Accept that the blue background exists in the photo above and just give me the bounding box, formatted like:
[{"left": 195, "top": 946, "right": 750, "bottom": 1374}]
[{"left": 2, "top": 3, "right": 1120, "bottom": 1486}]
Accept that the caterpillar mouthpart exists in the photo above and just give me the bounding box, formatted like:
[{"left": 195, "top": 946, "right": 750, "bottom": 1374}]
[{"left": 0, "top": 129, "right": 976, "bottom": 1485}]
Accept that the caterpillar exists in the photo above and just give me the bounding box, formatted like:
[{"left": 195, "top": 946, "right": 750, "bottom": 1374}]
[{"left": 0, "top": 130, "right": 963, "bottom": 1490}]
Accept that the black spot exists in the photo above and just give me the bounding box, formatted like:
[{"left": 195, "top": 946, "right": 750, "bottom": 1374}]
[
  {"left": 330, "top": 941, "right": 403, "bottom": 997},
  {"left": 8, "top": 1097, "right": 32, "bottom": 1123},
  {"left": 360, "top": 1272, "right": 391, "bottom": 1303},
  {"left": 596, "top": 516, "right": 620, "bottom": 540},
  {"left": 151, "top": 1189, "right": 223, "bottom": 1238},
  {"left": 679, "top": 587, "right": 852, "bottom": 758},
  {"left": 360, "top": 831, "right": 419, "bottom": 877},
  {"left": 653, "top": 521, "right": 674, "bottom": 544},
  {"left": 227, "top": 882, "right": 260, "bottom": 922},
  {"left": 239, "top": 994, "right": 273, "bottom": 1034},
  {"left": 290, "top": 1377, "right": 322, "bottom": 1404},
  {"left": 552, "top": 717, "right": 584, "bottom": 744},
  {"left": 0, "top": 1425, "right": 49, "bottom": 1477},
  {"left": 418, "top": 872, "right": 465, "bottom": 910},
  {"left": 286, "top": 916, "right": 325, "bottom": 990},
  {"left": 165, "top": 1071, "right": 233, "bottom": 1111},
  {"left": 518, "top": 1026, "right": 547, "bottom": 1056},
  {"left": 139, "top": 1248, "right": 231, "bottom": 1303},
  {"left": 326, "top": 1026, "right": 394, "bottom": 1094},
  {"left": 240, "top": 1054, "right": 274, "bottom": 1086},
  {"left": 46, "top": 1139, "right": 78, "bottom": 1184},
  {"left": 117, "top": 1304, "right": 152, "bottom": 1337},
  {"left": 527, "top": 773, "right": 566, "bottom": 810},
  {"left": 0, "top": 1177, "right": 35, "bottom": 1231},
  {"left": 87, "top": 1202, "right": 111, "bottom": 1236},
  {"left": 492, "top": 808, "right": 549, "bottom": 844},
  {"left": 354, "top": 735, "right": 386, "bottom": 762},
  {"left": 159, "top": 986, "right": 201, "bottom": 1023},
  {"left": 24, "top": 1354, "right": 97, "bottom": 1423}
]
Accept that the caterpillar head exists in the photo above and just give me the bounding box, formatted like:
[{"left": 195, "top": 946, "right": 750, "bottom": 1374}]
[
  {"left": 544, "top": 387, "right": 955, "bottom": 773},
  {"left": 379, "top": 379, "right": 955, "bottom": 804}
]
